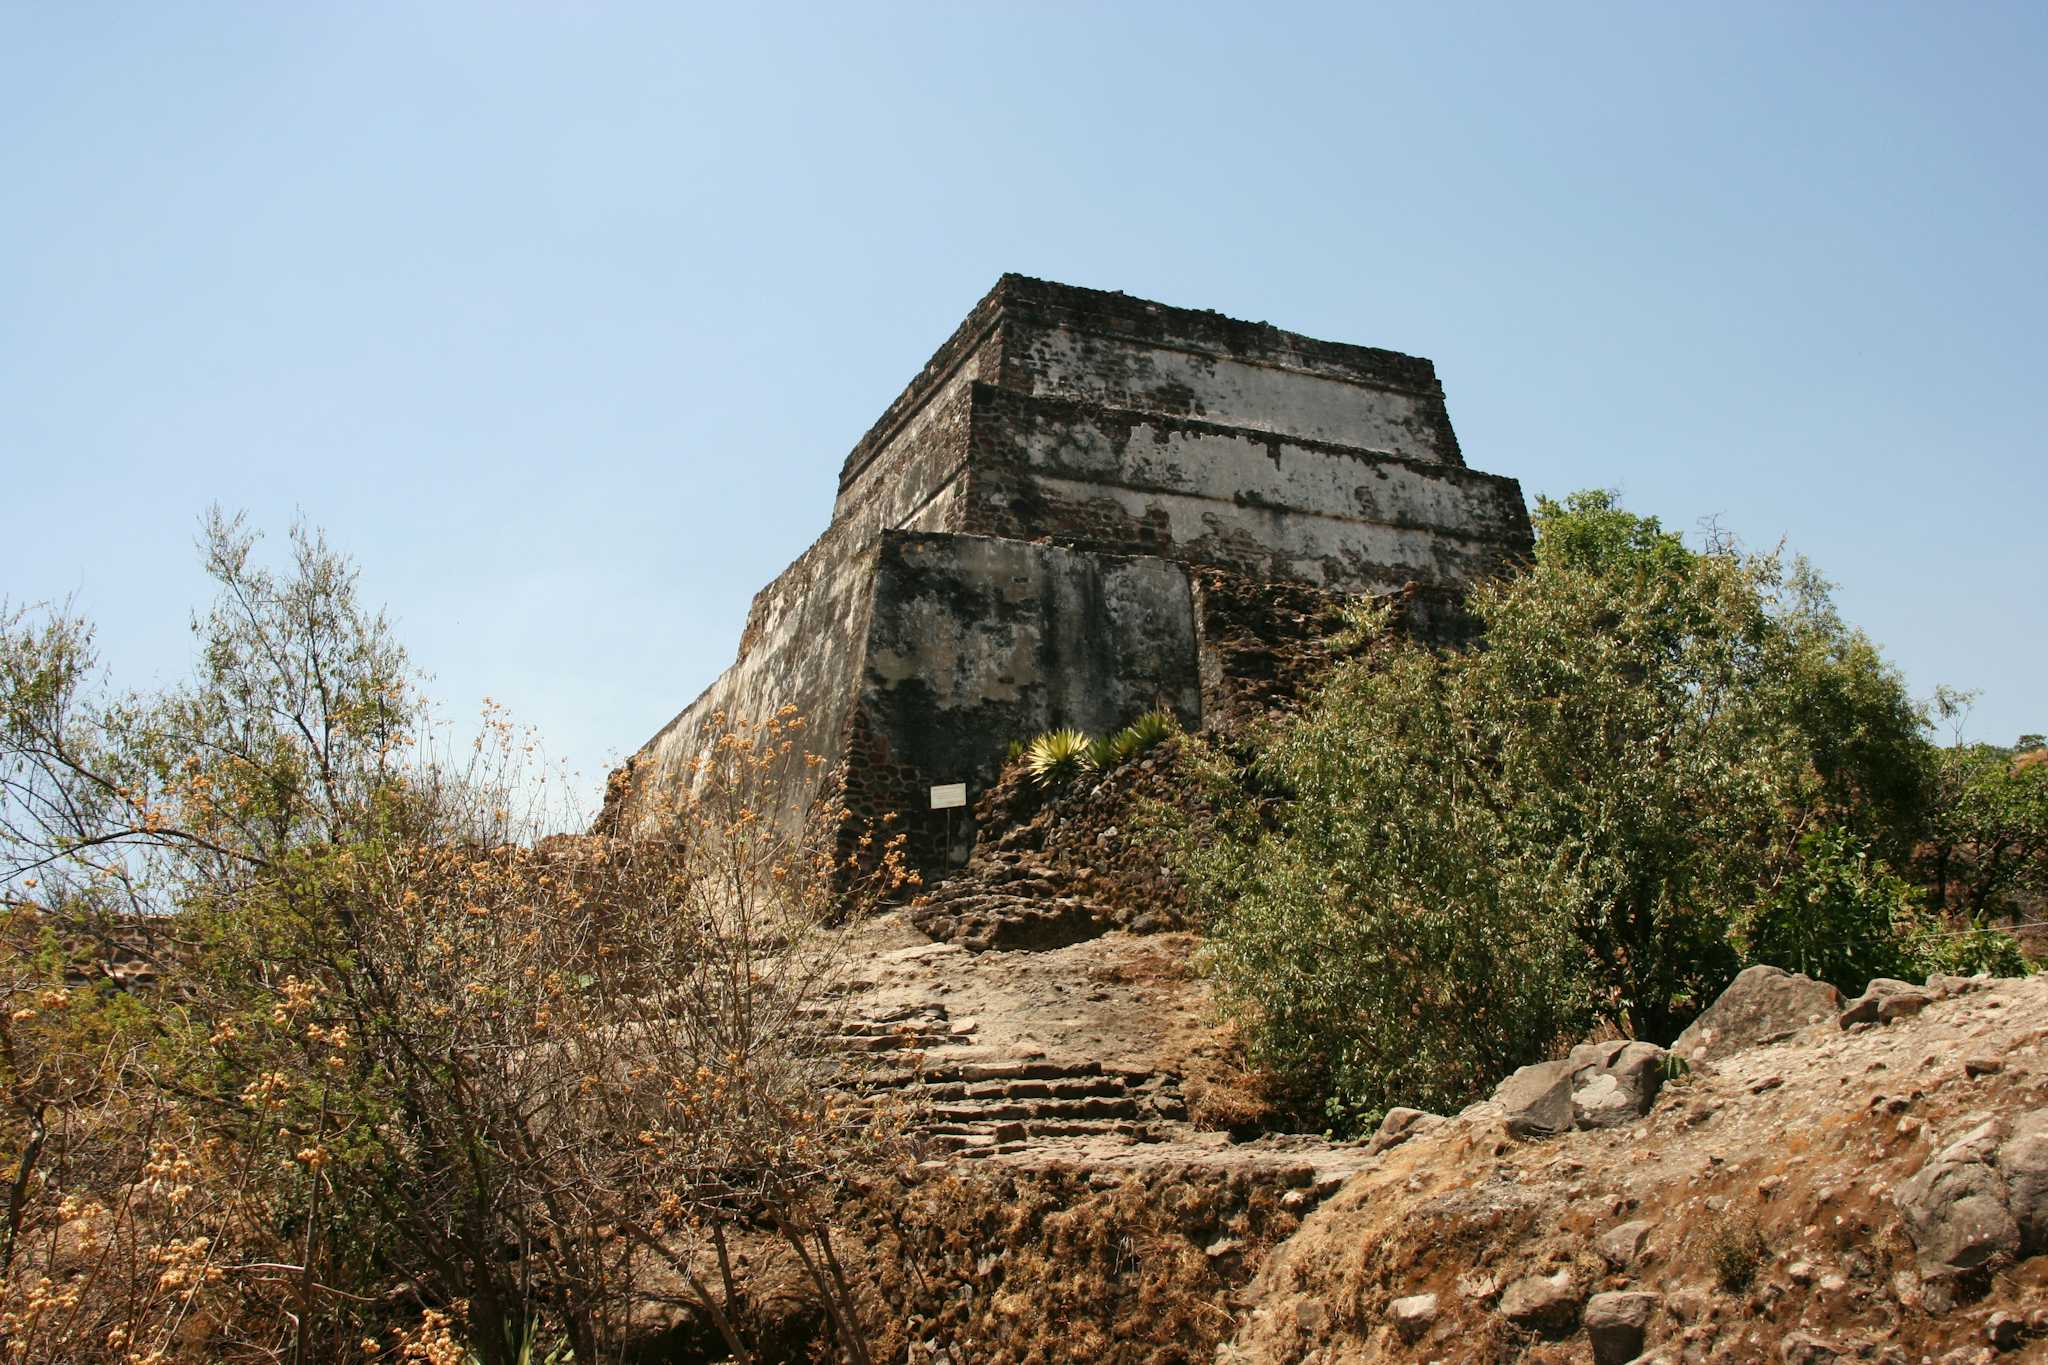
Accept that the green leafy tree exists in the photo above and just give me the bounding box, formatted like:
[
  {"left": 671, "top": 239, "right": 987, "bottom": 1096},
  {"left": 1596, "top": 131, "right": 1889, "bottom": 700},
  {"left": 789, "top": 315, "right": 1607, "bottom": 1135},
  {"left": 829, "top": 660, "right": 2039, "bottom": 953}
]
[
  {"left": 1917, "top": 732, "right": 2048, "bottom": 919},
  {"left": 1175, "top": 491, "right": 1935, "bottom": 1131},
  {"left": 1733, "top": 826, "right": 1918, "bottom": 992}
]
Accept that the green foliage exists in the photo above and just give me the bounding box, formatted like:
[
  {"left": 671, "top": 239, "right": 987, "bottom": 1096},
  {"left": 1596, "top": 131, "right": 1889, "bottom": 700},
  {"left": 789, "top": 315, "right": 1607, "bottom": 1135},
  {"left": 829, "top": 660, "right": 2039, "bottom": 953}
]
[
  {"left": 1089, "top": 710, "right": 1182, "bottom": 773},
  {"left": 1531, "top": 487, "right": 1696, "bottom": 579},
  {"left": 1115, "top": 708, "right": 1178, "bottom": 759},
  {"left": 1734, "top": 827, "right": 1920, "bottom": 994},
  {"left": 1023, "top": 728, "right": 1097, "bottom": 788},
  {"left": 1018, "top": 711, "right": 1177, "bottom": 788},
  {"left": 1173, "top": 490, "right": 1941, "bottom": 1132},
  {"left": 1916, "top": 736, "right": 2048, "bottom": 918},
  {"left": 1904, "top": 913, "right": 2034, "bottom": 979},
  {"left": 1173, "top": 620, "right": 1597, "bottom": 1127}
]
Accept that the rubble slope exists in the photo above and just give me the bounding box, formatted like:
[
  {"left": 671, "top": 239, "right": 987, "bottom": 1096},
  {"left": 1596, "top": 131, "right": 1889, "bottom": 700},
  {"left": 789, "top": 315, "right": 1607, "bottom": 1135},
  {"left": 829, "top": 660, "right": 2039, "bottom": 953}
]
[{"left": 1230, "top": 972, "right": 2048, "bottom": 1364}]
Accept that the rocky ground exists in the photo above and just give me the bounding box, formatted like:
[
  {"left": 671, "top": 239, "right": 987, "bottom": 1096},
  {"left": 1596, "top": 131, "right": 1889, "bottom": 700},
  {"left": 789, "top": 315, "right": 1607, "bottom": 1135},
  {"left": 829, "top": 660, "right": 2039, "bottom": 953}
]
[
  {"left": 1229, "top": 968, "right": 2048, "bottom": 1362},
  {"left": 831, "top": 885, "right": 2048, "bottom": 1363},
  {"left": 722, "top": 744, "right": 2048, "bottom": 1363}
]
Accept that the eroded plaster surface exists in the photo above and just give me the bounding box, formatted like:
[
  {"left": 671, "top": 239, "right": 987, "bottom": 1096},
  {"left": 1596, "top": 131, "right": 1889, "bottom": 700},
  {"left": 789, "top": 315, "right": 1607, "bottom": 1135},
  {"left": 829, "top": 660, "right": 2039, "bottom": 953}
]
[
  {"left": 958, "top": 384, "right": 1526, "bottom": 590},
  {"left": 1006, "top": 326, "right": 1452, "bottom": 461},
  {"left": 847, "top": 533, "right": 1200, "bottom": 862},
  {"left": 603, "top": 276, "right": 1533, "bottom": 874}
]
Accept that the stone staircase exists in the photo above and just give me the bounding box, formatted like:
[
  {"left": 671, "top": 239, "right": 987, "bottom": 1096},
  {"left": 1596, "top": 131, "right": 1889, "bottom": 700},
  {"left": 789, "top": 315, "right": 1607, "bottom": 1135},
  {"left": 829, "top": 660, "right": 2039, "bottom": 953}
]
[
  {"left": 827, "top": 1001, "right": 1188, "bottom": 1160},
  {"left": 907, "top": 1057, "right": 1185, "bottom": 1158},
  {"left": 827, "top": 1003, "right": 969, "bottom": 1053}
]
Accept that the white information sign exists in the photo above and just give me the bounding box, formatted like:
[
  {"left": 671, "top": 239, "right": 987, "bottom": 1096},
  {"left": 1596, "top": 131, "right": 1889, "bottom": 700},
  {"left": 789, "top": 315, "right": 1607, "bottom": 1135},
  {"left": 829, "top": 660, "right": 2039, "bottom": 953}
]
[{"left": 929, "top": 782, "right": 968, "bottom": 811}]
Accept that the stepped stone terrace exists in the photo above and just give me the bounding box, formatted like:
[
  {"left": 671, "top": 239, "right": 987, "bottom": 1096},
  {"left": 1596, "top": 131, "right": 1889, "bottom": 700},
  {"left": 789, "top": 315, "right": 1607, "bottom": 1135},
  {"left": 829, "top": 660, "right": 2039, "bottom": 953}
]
[{"left": 603, "top": 275, "right": 1533, "bottom": 873}]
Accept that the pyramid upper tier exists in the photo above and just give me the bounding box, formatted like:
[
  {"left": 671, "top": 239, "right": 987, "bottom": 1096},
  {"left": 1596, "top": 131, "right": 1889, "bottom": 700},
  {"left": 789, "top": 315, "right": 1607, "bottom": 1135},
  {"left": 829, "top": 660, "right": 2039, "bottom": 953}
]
[{"left": 821, "top": 275, "right": 1525, "bottom": 593}]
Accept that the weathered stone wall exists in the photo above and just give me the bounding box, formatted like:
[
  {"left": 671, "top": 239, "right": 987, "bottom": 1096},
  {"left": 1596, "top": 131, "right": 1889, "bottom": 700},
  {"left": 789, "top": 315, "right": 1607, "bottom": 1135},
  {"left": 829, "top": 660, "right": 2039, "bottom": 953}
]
[
  {"left": 847, "top": 531, "right": 1202, "bottom": 869},
  {"left": 993, "top": 278, "right": 1464, "bottom": 465},
  {"left": 607, "top": 520, "right": 880, "bottom": 834},
  {"left": 831, "top": 275, "right": 1473, "bottom": 533},
  {"left": 831, "top": 341, "right": 993, "bottom": 537},
  {"left": 605, "top": 275, "right": 1533, "bottom": 877},
  {"left": 957, "top": 384, "right": 1527, "bottom": 591}
]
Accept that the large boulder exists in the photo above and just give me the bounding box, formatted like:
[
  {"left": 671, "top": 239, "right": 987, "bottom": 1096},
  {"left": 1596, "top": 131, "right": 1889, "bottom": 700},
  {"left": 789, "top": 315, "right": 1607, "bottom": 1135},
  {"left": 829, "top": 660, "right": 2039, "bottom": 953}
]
[
  {"left": 1595, "top": 1219, "right": 1652, "bottom": 1269},
  {"left": 1497, "top": 1269, "right": 1582, "bottom": 1335},
  {"left": 1583, "top": 1290, "right": 1658, "bottom": 1365},
  {"left": 1491, "top": 1042, "right": 1672, "bottom": 1140},
  {"left": 1368, "top": 1107, "right": 1444, "bottom": 1155},
  {"left": 1839, "top": 977, "right": 1933, "bottom": 1027},
  {"left": 1570, "top": 1041, "right": 1668, "bottom": 1129},
  {"left": 1999, "top": 1108, "right": 2048, "bottom": 1255},
  {"left": 1672, "top": 965, "right": 1841, "bottom": 1064},
  {"left": 1387, "top": 1292, "right": 1438, "bottom": 1342},
  {"left": 1925, "top": 972, "right": 1995, "bottom": 1000},
  {"left": 1493, "top": 1061, "right": 1578, "bottom": 1139},
  {"left": 1895, "top": 1119, "right": 2021, "bottom": 1278}
]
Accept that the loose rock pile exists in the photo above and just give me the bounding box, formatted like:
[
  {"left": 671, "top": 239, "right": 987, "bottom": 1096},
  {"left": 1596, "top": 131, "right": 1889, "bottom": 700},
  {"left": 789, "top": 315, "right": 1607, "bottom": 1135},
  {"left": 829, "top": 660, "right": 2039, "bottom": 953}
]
[
  {"left": 1232, "top": 966, "right": 2048, "bottom": 1363},
  {"left": 1480, "top": 1038, "right": 1673, "bottom": 1139},
  {"left": 908, "top": 746, "right": 1192, "bottom": 950}
]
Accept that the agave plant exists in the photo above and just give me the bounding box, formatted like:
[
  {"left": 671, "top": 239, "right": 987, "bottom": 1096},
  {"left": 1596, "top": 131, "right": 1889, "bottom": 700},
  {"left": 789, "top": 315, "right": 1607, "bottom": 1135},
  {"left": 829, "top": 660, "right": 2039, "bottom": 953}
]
[
  {"left": 1124, "top": 708, "right": 1178, "bottom": 750},
  {"left": 1024, "top": 728, "right": 1097, "bottom": 788},
  {"left": 1096, "top": 708, "right": 1178, "bottom": 769}
]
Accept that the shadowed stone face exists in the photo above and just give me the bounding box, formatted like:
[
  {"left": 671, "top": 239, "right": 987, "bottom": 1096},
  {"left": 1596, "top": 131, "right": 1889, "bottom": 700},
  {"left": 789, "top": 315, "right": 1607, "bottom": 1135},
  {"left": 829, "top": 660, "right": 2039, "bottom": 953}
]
[{"left": 603, "top": 276, "right": 1534, "bottom": 877}]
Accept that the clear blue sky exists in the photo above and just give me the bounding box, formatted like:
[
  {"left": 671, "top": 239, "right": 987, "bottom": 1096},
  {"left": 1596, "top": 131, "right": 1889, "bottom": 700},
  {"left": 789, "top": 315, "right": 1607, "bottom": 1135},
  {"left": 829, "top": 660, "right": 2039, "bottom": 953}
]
[{"left": 5, "top": 2, "right": 2043, "bottom": 809}]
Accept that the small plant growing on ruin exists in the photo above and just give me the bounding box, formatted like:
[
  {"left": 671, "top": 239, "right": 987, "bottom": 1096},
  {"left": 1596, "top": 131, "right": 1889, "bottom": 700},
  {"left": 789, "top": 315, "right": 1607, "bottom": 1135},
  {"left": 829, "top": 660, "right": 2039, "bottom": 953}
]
[
  {"left": 1088, "top": 710, "right": 1181, "bottom": 772},
  {"left": 1024, "top": 729, "right": 1096, "bottom": 788},
  {"left": 1119, "top": 708, "right": 1177, "bottom": 757},
  {"left": 1709, "top": 1220, "right": 1770, "bottom": 1292}
]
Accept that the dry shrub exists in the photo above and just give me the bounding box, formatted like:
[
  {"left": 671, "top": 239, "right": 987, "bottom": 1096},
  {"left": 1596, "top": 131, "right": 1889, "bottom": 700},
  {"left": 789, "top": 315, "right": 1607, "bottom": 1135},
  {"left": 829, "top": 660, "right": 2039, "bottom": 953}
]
[
  {"left": 842, "top": 1165, "right": 1301, "bottom": 1365},
  {"left": 3, "top": 700, "right": 915, "bottom": 1365},
  {"left": 1708, "top": 1220, "right": 1770, "bottom": 1293},
  {"left": 0, "top": 912, "right": 303, "bottom": 1364},
  {"left": 1174, "top": 1022, "right": 1276, "bottom": 1134}
]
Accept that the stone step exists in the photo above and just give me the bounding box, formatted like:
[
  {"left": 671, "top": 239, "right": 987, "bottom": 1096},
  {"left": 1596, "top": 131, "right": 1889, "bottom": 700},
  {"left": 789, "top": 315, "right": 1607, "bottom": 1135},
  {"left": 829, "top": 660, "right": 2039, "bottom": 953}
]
[
  {"left": 852, "top": 1061, "right": 1145, "bottom": 1096},
  {"left": 802, "top": 1002, "right": 946, "bottom": 1023},
  {"left": 919, "top": 1076, "right": 1130, "bottom": 1103},
  {"left": 839, "top": 1021, "right": 951, "bottom": 1040},
  {"left": 835, "top": 1031, "right": 954, "bottom": 1055},
  {"left": 927, "top": 1132, "right": 1001, "bottom": 1152},
  {"left": 936, "top": 1121, "right": 1164, "bottom": 1158},
  {"left": 1017, "top": 1118, "right": 1159, "bottom": 1140},
  {"left": 926, "top": 1116, "right": 1154, "bottom": 1137},
  {"left": 926, "top": 1096, "right": 1141, "bottom": 1124},
  {"left": 926, "top": 1059, "right": 1103, "bottom": 1083},
  {"left": 829, "top": 1033, "right": 946, "bottom": 1053}
]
